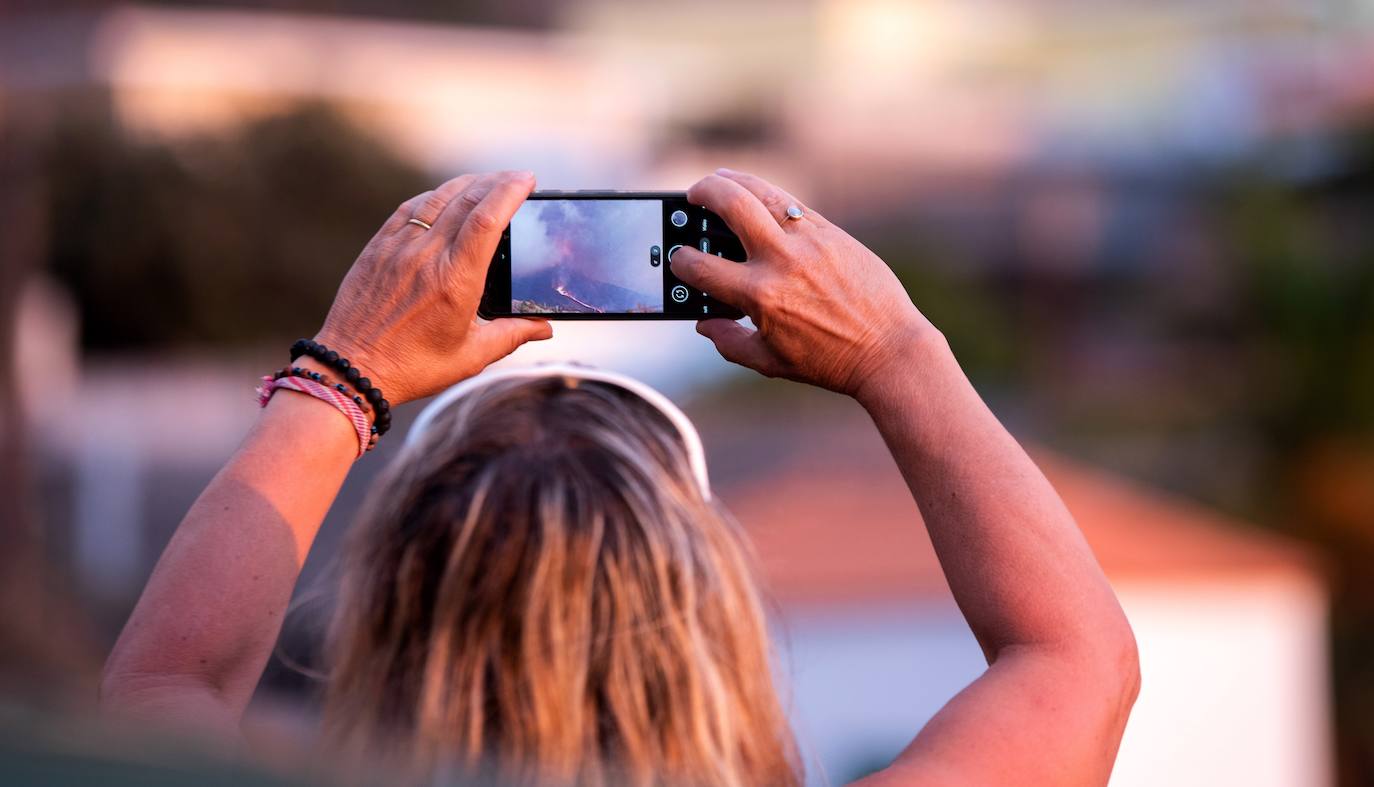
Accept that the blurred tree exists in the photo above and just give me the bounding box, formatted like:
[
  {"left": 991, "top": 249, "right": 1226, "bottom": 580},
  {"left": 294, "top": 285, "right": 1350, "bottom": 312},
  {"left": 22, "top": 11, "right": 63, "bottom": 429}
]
[
  {"left": 43, "top": 100, "right": 430, "bottom": 350},
  {"left": 140, "top": 0, "right": 560, "bottom": 28},
  {"left": 0, "top": 97, "right": 103, "bottom": 707},
  {"left": 1219, "top": 125, "right": 1374, "bottom": 786}
]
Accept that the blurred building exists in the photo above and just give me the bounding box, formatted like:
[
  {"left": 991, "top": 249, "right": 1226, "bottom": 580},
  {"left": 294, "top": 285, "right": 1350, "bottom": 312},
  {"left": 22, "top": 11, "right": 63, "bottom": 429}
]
[{"left": 699, "top": 391, "right": 1330, "bottom": 787}]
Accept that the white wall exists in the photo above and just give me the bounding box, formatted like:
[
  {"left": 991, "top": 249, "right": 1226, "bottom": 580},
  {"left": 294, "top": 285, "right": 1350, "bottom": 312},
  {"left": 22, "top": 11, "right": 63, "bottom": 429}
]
[
  {"left": 1111, "top": 578, "right": 1332, "bottom": 787},
  {"left": 776, "top": 578, "right": 1331, "bottom": 786}
]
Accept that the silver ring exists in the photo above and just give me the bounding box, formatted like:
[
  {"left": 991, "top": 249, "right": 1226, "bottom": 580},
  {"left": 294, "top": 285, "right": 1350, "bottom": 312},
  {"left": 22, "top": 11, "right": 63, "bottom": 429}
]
[
  {"left": 784, "top": 204, "right": 804, "bottom": 222},
  {"left": 407, "top": 217, "right": 433, "bottom": 230}
]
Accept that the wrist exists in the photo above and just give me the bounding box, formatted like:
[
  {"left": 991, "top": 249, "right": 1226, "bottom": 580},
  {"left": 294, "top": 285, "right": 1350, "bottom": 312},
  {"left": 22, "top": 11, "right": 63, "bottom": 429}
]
[
  {"left": 261, "top": 386, "right": 361, "bottom": 458},
  {"left": 292, "top": 337, "right": 394, "bottom": 438},
  {"left": 311, "top": 330, "right": 391, "bottom": 398},
  {"left": 264, "top": 353, "right": 382, "bottom": 455},
  {"left": 853, "top": 324, "right": 956, "bottom": 412}
]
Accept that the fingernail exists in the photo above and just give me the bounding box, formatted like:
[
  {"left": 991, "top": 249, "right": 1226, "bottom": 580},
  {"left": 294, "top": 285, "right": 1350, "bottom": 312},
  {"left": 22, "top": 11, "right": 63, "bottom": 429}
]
[{"left": 715, "top": 167, "right": 736, "bottom": 176}]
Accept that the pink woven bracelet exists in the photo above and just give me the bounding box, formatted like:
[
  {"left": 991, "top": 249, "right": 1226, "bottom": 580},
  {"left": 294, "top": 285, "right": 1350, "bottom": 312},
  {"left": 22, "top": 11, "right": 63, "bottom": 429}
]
[{"left": 256, "top": 374, "right": 371, "bottom": 457}]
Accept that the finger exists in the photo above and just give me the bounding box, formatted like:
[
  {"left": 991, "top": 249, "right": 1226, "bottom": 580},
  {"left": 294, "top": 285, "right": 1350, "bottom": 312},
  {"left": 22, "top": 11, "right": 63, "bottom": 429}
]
[
  {"left": 447, "top": 171, "right": 537, "bottom": 288},
  {"left": 427, "top": 171, "right": 505, "bottom": 242},
  {"left": 390, "top": 174, "right": 480, "bottom": 237},
  {"left": 686, "top": 173, "right": 785, "bottom": 256},
  {"left": 469, "top": 317, "right": 553, "bottom": 363},
  {"left": 696, "top": 319, "right": 783, "bottom": 377},
  {"left": 670, "top": 247, "right": 756, "bottom": 312},
  {"left": 715, "top": 168, "right": 826, "bottom": 228},
  {"left": 380, "top": 190, "right": 435, "bottom": 235}
]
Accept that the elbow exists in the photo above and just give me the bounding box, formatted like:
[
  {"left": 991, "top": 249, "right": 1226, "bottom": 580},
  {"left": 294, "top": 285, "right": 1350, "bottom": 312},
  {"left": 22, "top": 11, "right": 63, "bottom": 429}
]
[
  {"left": 1086, "top": 609, "right": 1141, "bottom": 723},
  {"left": 1046, "top": 607, "right": 1140, "bottom": 721},
  {"left": 1108, "top": 615, "right": 1141, "bottom": 714}
]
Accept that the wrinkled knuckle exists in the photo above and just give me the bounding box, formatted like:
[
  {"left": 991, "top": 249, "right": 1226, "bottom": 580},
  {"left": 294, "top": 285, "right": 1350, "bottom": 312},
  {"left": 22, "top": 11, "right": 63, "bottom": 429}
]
[
  {"left": 468, "top": 208, "right": 500, "bottom": 232},
  {"left": 458, "top": 190, "right": 484, "bottom": 212},
  {"left": 724, "top": 190, "right": 755, "bottom": 219},
  {"left": 420, "top": 193, "right": 449, "bottom": 216},
  {"left": 761, "top": 193, "right": 788, "bottom": 216}
]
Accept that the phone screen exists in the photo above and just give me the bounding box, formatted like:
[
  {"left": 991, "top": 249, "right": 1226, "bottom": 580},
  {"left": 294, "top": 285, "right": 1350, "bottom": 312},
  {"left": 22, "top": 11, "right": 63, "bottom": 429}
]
[
  {"left": 481, "top": 192, "right": 744, "bottom": 320},
  {"left": 511, "top": 199, "right": 664, "bottom": 314}
]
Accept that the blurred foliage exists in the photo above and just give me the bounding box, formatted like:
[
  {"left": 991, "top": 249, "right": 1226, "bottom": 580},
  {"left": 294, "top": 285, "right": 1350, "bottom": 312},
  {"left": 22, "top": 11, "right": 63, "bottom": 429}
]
[
  {"left": 43, "top": 100, "right": 429, "bottom": 350},
  {"left": 6, "top": 0, "right": 559, "bottom": 28},
  {"left": 1217, "top": 127, "right": 1374, "bottom": 785},
  {"left": 141, "top": 0, "right": 559, "bottom": 28},
  {"left": 872, "top": 240, "right": 1021, "bottom": 389}
]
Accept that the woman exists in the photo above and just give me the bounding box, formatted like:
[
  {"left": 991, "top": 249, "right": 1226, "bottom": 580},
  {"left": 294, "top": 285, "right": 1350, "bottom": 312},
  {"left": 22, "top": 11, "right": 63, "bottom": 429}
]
[{"left": 101, "top": 170, "right": 1140, "bottom": 785}]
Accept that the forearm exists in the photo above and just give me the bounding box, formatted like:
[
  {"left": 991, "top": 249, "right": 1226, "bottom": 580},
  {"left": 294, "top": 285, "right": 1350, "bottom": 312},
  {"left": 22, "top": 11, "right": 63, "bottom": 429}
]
[
  {"left": 101, "top": 388, "right": 356, "bottom": 725},
  {"left": 856, "top": 331, "right": 1132, "bottom": 662}
]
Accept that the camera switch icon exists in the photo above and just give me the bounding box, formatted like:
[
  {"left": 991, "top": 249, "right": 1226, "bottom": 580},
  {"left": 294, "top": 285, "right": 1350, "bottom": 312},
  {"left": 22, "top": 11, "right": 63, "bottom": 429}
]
[{"left": 670, "top": 284, "right": 690, "bottom": 303}]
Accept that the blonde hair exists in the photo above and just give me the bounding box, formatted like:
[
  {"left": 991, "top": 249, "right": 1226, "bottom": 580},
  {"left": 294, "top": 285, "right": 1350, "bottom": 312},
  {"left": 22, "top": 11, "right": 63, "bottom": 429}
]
[{"left": 322, "top": 376, "right": 800, "bottom": 786}]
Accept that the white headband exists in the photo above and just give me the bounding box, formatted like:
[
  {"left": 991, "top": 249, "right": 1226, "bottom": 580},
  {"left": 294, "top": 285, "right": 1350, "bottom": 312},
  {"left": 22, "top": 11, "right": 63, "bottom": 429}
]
[{"left": 404, "top": 363, "right": 712, "bottom": 499}]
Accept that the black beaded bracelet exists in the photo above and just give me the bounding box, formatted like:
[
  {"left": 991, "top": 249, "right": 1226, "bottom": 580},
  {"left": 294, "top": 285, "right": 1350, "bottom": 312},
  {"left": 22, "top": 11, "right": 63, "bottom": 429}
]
[{"left": 290, "top": 339, "right": 392, "bottom": 437}]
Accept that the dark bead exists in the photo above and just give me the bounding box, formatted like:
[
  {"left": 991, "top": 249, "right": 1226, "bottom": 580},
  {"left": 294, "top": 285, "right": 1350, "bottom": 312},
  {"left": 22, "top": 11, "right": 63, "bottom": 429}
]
[
  {"left": 370, "top": 425, "right": 379, "bottom": 434},
  {"left": 376, "top": 408, "right": 392, "bottom": 423},
  {"left": 345, "top": 368, "right": 361, "bottom": 384},
  {"left": 352, "top": 395, "right": 363, "bottom": 406},
  {"left": 365, "top": 388, "right": 383, "bottom": 404},
  {"left": 310, "top": 372, "right": 322, "bottom": 381},
  {"left": 335, "top": 383, "right": 347, "bottom": 393},
  {"left": 376, "top": 399, "right": 390, "bottom": 413},
  {"left": 324, "top": 350, "right": 339, "bottom": 364},
  {"left": 357, "top": 377, "right": 371, "bottom": 391},
  {"left": 338, "top": 358, "right": 350, "bottom": 371}
]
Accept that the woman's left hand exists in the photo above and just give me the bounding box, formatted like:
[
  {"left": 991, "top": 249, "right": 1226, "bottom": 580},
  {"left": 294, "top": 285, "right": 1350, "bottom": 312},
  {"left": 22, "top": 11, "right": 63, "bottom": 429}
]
[{"left": 314, "top": 171, "right": 552, "bottom": 405}]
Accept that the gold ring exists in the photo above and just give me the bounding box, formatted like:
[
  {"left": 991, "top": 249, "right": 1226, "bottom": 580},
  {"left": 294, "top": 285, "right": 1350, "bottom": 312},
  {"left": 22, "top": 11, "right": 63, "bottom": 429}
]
[{"left": 407, "top": 217, "right": 433, "bottom": 230}]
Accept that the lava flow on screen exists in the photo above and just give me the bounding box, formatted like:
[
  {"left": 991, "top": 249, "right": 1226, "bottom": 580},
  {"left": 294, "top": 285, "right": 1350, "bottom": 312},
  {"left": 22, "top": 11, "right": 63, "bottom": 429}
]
[{"left": 509, "top": 199, "right": 663, "bottom": 314}]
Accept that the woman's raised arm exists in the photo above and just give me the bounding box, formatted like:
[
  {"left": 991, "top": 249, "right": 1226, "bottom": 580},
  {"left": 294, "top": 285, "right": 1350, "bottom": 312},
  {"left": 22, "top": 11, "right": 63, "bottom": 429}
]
[
  {"left": 100, "top": 172, "right": 551, "bottom": 731},
  {"left": 672, "top": 169, "right": 1140, "bottom": 786}
]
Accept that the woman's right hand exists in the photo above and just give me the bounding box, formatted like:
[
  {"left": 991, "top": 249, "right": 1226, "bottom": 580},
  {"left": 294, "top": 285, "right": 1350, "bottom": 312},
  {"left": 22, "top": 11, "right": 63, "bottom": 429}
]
[
  {"left": 669, "top": 169, "right": 938, "bottom": 400},
  {"left": 314, "top": 171, "right": 551, "bottom": 405}
]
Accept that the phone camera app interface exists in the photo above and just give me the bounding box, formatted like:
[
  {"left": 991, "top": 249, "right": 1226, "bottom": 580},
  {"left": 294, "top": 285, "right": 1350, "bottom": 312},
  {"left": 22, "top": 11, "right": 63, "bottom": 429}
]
[{"left": 510, "top": 200, "right": 664, "bottom": 315}]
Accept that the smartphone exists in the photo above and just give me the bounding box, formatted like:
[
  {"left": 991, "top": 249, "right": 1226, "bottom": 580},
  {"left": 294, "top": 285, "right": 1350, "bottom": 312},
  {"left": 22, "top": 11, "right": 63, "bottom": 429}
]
[{"left": 478, "top": 191, "right": 745, "bottom": 320}]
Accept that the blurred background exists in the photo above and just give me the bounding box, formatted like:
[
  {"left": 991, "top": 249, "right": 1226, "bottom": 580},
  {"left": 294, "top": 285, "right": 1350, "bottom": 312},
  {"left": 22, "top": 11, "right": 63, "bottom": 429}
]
[{"left": 2, "top": 1, "right": 1371, "bottom": 784}]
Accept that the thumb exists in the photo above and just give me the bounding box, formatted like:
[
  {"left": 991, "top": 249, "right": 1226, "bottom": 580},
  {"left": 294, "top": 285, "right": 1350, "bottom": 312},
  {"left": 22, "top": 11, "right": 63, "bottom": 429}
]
[
  {"left": 697, "top": 319, "right": 782, "bottom": 377},
  {"left": 671, "top": 248, "right": 754, "bottom": 311},
  {"left": 470, "top": 318, "right": 553, "bottom": 363}
]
